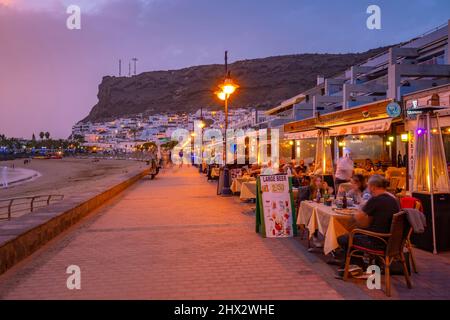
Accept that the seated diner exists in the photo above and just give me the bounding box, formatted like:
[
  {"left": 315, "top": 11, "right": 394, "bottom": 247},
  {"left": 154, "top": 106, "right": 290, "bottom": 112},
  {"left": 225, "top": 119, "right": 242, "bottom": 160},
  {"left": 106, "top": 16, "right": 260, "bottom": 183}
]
[{"left": 335, "top": 175, "right": 400, "bottom": 278}]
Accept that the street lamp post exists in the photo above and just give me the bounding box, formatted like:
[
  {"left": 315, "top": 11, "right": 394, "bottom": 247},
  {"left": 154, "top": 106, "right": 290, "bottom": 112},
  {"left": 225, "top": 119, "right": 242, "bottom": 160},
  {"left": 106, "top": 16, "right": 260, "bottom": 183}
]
[
  {"left": 198, "top": 107, "right": 205, "bottom": 173},
  {"left": 220, "top": 90, "right": 232, "bottom": 196},
  {"left": 215, "top": 51, "right": 239, "bottom": 196}
]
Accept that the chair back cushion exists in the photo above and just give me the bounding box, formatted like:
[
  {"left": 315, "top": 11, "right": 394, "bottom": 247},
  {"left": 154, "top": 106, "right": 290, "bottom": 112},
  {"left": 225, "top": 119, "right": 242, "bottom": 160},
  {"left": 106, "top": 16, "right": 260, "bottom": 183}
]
[{"left": 386, "top": 211, "right": 409, "bottom": 256}]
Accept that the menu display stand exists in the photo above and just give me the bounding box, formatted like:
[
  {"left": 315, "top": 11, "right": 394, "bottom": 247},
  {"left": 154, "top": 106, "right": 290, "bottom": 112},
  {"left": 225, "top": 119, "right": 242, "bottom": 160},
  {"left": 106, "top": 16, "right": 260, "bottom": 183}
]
[{"left": 256, "top": 174, "right": 297, "bottom": 238}]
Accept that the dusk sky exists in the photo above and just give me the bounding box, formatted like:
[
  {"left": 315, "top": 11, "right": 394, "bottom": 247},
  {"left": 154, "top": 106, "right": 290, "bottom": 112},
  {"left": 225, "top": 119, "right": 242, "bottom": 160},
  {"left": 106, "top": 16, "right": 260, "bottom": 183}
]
[{"left": 0, "top": 0, "right": 449, "bottom": 139}]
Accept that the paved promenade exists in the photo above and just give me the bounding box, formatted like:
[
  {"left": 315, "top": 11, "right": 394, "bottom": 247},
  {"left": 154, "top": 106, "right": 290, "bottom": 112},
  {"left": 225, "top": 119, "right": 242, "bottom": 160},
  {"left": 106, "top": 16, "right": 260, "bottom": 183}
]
[{"left": 0, "top": 167, "right": 353, "bottom": 300}]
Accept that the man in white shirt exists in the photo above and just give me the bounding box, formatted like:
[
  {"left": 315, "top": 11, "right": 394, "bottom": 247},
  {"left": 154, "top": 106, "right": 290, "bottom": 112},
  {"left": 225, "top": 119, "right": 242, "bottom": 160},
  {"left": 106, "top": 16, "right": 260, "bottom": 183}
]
[{"left": 335, "top": 154, "right": 354, "bottom": 192}]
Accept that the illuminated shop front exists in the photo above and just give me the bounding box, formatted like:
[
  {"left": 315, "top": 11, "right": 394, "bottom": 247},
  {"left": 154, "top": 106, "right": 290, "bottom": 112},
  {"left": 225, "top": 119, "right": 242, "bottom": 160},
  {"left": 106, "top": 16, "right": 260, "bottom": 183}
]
[{"left": 284, "top": 99, "right": 403, "bottom": 169}]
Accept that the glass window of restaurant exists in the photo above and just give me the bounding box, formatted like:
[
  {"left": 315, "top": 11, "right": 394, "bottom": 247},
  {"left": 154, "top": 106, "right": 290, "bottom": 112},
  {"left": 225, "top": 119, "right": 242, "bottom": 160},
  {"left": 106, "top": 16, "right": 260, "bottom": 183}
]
[
  {"left": 295, "top": 139, "right": 316, "bottom": 166},
  {"left": 280, "top": 138, "right": 316, "bottom": 167},
  {"left": 341, "top": 134, "right": 384, "bottom": 166},
  {"left": 279, "top": 139, "right": 292, "bottom": 165}
]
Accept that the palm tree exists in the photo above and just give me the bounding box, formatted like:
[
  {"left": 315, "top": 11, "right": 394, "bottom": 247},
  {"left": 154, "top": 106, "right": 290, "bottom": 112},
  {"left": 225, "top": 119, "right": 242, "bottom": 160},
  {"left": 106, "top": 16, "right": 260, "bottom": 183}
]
[
  {"left": 32, "top": 133, "right": 36, "bottom": 141},
  {"left": 45, "top": 132, "right": 50, "bottom": 140},
  {"left": 39, "top": 132, "right": 45, "bottom": 140},
  {"left": 142, "top": 142, "right": 157, "bottom": 152}
]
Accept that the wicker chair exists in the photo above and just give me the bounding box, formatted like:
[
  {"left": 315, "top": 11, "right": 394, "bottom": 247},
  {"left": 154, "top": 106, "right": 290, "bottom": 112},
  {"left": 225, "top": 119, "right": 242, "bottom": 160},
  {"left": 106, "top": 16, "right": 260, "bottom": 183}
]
[{"left": 343, "top": 211, "right": 412, "bottom": 297}]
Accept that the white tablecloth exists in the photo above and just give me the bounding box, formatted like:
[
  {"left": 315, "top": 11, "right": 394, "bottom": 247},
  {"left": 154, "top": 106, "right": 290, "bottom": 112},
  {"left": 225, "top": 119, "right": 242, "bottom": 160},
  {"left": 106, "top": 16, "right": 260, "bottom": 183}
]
[
  {"left": 211, "top": 167, "right": 220, "bottom": 178},
  {"left": 240, "top": 181, "right": 257, "bottom": 200},
  {"left": 297, "top": 201, "right": 356, "bottom": 255},
  {"left": 231, "top": 177, "right": 255, "bottom": 193}
]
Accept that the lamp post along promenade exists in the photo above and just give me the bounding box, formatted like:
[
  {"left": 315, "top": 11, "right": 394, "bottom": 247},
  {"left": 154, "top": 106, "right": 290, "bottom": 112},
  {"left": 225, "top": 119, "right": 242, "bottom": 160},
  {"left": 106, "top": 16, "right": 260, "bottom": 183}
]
[{"left": 215, "top": 51, "right": 239, "bottom": 196}]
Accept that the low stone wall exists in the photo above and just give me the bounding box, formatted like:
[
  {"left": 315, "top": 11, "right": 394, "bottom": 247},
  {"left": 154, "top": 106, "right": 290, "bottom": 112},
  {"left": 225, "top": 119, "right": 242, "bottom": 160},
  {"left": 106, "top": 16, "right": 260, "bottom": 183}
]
[{"left": 0, "top": 168, "right": 150, "bottom": 275}]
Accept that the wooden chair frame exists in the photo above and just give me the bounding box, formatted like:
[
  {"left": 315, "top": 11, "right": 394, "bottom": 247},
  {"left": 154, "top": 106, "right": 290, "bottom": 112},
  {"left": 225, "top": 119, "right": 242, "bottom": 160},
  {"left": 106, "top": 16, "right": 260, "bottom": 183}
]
[{"left": 343, "top": 213, "right": 412, "bottom": 297}]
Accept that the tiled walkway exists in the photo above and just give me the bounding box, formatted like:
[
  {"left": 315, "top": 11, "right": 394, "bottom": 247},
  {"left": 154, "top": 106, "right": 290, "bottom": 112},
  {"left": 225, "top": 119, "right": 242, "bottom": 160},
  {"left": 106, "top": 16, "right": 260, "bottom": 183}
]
[{"left": 0, "top": 167, "right": 350, "bottom": 299}]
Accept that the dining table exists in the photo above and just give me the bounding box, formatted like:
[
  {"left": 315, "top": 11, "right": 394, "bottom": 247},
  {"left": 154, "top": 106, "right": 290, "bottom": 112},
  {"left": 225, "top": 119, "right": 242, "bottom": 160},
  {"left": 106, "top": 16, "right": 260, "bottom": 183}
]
[
  {"left": 239, "top": 180, "right": 257, "bottom": 200},
  {"left": 231, "top": 176, "right": 255, "bottom": 193},
  {"left": 296, "top": 200, "right": 357, "bottom": 255}
]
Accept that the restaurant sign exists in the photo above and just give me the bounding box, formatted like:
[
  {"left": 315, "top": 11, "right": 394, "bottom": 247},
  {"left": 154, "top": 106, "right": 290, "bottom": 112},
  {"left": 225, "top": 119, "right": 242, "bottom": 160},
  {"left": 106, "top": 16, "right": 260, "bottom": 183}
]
[
  {"left": 284, "top": 130, "right": 318, "bottom": 140},
  {"left": 256, "top": 174, "right": 296, "bottom": 238},
  {"left": 284, "top": 119, "right": 392, "bottom": 139},
  {"left": 327, "top": 118, "right": 392, "bottom": 136},
  {"left": 386, "top": 102, "right": 402, "bottom": 118}
]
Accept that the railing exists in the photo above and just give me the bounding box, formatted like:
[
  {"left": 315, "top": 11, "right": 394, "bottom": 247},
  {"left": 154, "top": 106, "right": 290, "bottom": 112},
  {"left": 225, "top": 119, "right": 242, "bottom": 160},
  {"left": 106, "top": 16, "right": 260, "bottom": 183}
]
[
  {"left": 73, "top": 153, "right": 151, "bottom": 162},
  {"left": 0, "top": 194, "right": 64, "bottom": 221}
]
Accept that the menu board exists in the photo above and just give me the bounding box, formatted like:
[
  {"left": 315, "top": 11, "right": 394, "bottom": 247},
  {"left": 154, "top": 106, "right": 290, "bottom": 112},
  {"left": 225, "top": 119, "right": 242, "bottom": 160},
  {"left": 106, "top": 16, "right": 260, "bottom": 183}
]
[{"left": 255, "top": 174, "right": 296, "bottom": 238}]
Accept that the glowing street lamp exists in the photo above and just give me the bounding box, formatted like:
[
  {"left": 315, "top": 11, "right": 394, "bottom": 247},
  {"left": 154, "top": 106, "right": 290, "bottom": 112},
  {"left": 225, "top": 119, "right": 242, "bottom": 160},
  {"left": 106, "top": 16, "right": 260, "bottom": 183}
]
[
  {"left": 216, "top": 51, "right": 239, "bottom": 196},
  {"left": 216, "top": 91, "right": 227, "bottom": 101},
  {"left": 219, "top": 77, "right": 239, "bottom": 95}
]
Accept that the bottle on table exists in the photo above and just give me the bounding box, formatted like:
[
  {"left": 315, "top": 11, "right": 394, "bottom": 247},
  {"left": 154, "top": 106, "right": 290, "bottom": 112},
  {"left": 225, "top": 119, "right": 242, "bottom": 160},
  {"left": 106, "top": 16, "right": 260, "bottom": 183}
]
[
  {"left": 325, "top": 188, "right": 330, "bottom": 201},
  {"left": 342, "top": 193, "right": 348, "bottom": 209},
  {"left": 316, "top": 189, "right": 321, "bottom": 203}
]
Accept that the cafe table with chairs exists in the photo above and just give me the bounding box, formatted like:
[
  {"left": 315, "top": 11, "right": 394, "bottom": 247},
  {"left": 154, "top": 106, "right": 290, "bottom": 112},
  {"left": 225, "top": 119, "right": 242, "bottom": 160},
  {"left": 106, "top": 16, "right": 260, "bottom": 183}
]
[
  {"left": 296, "top": 199, "right": 358, "bottom": 255},
  {"left": 230, "top": 176, "right": 255, "bottom": 194},
  {"left": 239, "top": 180, "right": 257, "bottom": 201}
]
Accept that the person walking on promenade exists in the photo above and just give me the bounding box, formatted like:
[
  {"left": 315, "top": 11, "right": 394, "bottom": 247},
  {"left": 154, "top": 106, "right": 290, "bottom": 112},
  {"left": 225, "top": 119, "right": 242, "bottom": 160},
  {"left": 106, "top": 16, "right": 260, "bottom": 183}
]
[
  {"left": 179, "top": 149, "right": 184, "bottom": 168},
  {"left": 1, "top": 166, "right": 8, "bottom": 189}
]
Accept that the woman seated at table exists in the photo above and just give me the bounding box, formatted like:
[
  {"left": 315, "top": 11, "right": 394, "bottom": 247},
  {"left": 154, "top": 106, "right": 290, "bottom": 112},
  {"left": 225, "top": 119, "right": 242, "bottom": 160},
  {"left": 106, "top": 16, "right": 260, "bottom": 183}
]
[
  {"left": 307, "top": 175, "right": 334, "bottom": 201},
  {"left": 322, "top": 180, "right": 334, "bottom": 195},
  {"left": 347, "top": 174, "right": 370, "bottom": 204},
  {"left": 300, "top": 176, "right": 333, "bottom": 248}
]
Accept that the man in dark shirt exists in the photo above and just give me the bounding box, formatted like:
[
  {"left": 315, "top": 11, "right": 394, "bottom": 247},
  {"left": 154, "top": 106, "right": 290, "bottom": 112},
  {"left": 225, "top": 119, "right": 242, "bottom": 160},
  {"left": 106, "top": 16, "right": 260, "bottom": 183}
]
[
  {"left": 361, "top": 192, "right": 400, "bottom": 233},
  {"left": 353, "top": 175, "right": 400, "bottom": 233},
  {"left": 335, "top": 175, "right": 400, "bottom": 277}
]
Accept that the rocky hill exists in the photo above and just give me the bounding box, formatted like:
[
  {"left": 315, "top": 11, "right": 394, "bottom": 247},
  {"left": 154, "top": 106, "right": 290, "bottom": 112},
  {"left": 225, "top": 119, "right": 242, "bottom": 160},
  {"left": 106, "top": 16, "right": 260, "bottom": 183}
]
[{"left": 82, "top": 47, "right": 390, "bottom": 122}]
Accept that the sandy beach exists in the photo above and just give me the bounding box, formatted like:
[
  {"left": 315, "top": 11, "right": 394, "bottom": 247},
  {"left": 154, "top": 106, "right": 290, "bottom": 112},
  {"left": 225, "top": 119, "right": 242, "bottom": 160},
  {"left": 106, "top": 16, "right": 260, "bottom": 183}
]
[{"left": 0, "top": 158, "right": 147, "bottom": 200}]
